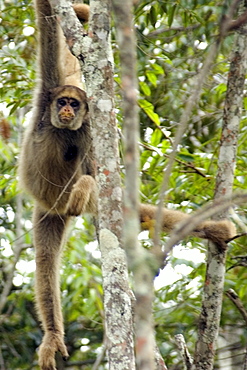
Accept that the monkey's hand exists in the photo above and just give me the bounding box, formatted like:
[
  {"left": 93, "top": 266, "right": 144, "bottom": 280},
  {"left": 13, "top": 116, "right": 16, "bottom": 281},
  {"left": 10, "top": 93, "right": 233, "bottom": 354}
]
[
  {"left": 39, "top": 331, "right": 69, "bottom": 370},
  {"left": 66, "top": 175, "right": 98, "bottom": 216}
]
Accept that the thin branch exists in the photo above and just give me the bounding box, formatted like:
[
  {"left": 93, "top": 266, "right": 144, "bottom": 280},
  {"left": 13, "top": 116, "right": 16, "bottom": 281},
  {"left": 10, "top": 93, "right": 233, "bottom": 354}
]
[
  {"left": 228, "top": 10, "right": 247, "bottom": 31},
  {"left": 154, "top": 345, "right": 168, "bottom": 370},
  {"left": 139, "top": 141, "right": 208, "bottom": 178},
  {"left": 148, "top": 24, "right": 200, "bottom": 38},
  {"left": 175, "top": 334, "right": 193, "bottom": 370},
  {"left": 226, "top": 289, "right": 247, "bottom": 326},
  {"left": 0, "top": 346, "right": 6, "bottom": 370},
  {"left": 243, "top": 349, "right": 247, "bottom": 370}
]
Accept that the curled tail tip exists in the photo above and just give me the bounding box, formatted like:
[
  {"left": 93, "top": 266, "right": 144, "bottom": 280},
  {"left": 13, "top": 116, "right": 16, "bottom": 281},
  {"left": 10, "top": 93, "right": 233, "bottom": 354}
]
[
  {"left": 73, "top": 4, "right": 90, "bottom": 22},
  {"left": 216, "top": 219, "right": 236, "bottom": 241},
  {"left": 202, "top": 219, "right": 236, "bottom": 243}
]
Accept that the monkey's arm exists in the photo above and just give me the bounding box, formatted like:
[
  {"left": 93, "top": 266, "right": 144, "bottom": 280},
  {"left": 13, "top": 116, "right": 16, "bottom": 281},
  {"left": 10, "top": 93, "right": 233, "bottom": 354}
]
[
  {"left": 35, "top": 0, "right": 64, "bottom": 90},
  {"left": 33, "top": 205, "right": 69, "bottom": 370},
  {"left": 139, "top": 204, "right": 236, "bottom": 242},
  {"left": 62, "top": 4, "right": 90, "bottom": 87}
]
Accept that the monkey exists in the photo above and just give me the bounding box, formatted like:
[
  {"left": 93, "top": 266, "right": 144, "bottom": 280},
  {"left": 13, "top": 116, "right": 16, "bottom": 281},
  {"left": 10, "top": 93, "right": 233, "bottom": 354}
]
[
  {"left": 18, "top": 2, "right": 96, "bottom": 369},
  {"left": 18, "top": 1, "right": 236, "bottom": 369}
]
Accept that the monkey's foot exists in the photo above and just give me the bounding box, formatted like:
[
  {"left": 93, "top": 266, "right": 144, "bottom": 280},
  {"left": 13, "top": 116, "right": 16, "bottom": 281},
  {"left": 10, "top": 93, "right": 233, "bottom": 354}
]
[
  {"left": 66, "top": 175, "right": 97, "bottom": 216},
  {"left": 38, "top": 331, "right": 69, "bottom": 370}
]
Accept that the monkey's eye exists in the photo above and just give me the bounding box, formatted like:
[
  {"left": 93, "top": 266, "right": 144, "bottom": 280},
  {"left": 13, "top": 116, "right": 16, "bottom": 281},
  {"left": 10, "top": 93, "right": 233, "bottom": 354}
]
[
  {"left": 70, "top": 100, "right": 79, "bottom": 108},
  {"left": 57, "top": 99, "right": 66, "bottom": 106}
]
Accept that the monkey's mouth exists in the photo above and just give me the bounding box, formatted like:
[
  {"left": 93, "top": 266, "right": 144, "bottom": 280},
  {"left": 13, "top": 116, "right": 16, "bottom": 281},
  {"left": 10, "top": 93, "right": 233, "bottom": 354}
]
[{"left": 59, "top": 115, "right": 74, "bottom": 124}]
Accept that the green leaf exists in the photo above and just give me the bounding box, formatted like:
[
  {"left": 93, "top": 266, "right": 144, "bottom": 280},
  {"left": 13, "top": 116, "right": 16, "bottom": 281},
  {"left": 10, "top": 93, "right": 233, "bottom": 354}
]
[
  {"left": 139, "top": 81, "right": 151, "bottom": 96},
  {"left": 150, "top": 6, "right": 157, "bottom": 28},
  {"left": 160, "top": 3, "right": 167, "bottom": 14},
  {"left": 243, "top": 97, "right": 247, "bottom": 111},
  {"left": 139, "top": 99, "right": 160, "bottom": 125},
  {"left": 178, "top": 153, "right": 195, "bottom": 162},
  {"left": 150, "top": 128, "right": 162, "bottom": 146},
  {"left": 168, "top": 3, "right": 177, "bottom": 27},
  {"left": 215, "top": 83, "right": 227, "bottom": 95},
  {"left": 146, "top": 71, "right": 157, "bottom": 86},
  {"left": 151, "top": 63, "right": 164, "bottom": 75}
]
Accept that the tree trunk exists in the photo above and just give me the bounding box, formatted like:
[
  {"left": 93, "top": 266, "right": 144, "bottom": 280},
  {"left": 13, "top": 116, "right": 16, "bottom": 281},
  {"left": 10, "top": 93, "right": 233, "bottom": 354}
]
[{"left": 193, "top": 1, "right": 247, "bottom": 369}]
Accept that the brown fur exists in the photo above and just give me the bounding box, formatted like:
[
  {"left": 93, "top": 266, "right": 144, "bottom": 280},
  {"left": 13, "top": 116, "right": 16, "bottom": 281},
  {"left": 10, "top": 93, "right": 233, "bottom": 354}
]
[
  {"left": 19, "top": 1, "right": 236, "bottom": 369},
  {"left": 72, "top": 3, "right": 89, "bottom": 22}
]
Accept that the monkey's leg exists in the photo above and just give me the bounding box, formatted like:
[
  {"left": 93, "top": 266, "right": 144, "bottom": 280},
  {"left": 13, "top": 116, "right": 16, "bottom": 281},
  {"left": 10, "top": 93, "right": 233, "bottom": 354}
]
[
  {"left": 33, "top": 205, "right": 69, "bottom": 370},
  {"left": 66, "top": 175, "right": 98, "bottom": 216}
]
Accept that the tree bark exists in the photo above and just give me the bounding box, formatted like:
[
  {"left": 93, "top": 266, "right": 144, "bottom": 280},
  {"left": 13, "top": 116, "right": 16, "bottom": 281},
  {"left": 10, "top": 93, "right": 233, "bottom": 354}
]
[{"left": 193, "top": 2, "right": 247, "bottom": 369}]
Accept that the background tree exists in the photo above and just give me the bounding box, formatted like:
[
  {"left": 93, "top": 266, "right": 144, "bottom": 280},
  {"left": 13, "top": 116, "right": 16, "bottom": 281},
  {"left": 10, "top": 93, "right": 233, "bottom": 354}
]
[{"left": 1, "top": 0, "right": 247, "bottom": 369}]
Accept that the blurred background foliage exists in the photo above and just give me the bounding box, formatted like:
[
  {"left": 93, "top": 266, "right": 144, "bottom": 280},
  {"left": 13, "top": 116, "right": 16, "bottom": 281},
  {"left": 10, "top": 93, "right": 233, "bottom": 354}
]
[{"left": 1, "top": 0, "right": 247, "bottom": 368}]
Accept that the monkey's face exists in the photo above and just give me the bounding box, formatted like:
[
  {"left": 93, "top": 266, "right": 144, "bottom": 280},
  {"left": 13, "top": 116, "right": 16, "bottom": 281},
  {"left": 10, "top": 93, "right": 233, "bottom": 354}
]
[
  {"left": 50, "top": 85, "right": 88, "bottom": 130},
  {"left": 57, "top": 97, "right": 80, "bottom": 123}
]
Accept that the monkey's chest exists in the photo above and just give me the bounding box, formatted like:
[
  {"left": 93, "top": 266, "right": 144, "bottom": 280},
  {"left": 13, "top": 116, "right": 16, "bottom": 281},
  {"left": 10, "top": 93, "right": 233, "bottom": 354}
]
[{"left": 64, "top": 145, "right": 78, "bottom": 161}]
